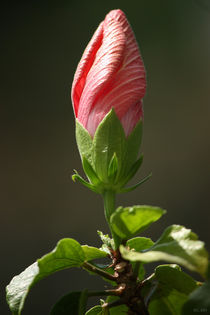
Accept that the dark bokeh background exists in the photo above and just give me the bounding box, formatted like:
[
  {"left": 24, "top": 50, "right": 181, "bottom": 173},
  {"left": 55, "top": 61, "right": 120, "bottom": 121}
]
[{"left": 1, "top": 1, "right": 210, "bottom": 314}]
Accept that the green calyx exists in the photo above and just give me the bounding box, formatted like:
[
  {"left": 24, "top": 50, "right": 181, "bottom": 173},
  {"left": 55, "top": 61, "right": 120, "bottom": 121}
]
[{"left": 73, "top": 109, "right": 148, "bottom": 194}]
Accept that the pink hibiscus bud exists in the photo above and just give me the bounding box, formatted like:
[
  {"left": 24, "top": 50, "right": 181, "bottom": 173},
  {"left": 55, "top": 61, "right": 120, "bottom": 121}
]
[
  {"left": 72, "top": 10, "right": 148, "bottom": 194},
  {"left": 71, "top": 9, "right": 146, "bottom": 138}
]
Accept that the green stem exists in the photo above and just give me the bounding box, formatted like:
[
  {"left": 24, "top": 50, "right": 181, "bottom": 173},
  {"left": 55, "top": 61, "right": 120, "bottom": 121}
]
[
  {"left": 103, "top": 190, "right": 115, "bottom": 222},
  {"left": 103, "top": 190, "right": 121, "bottom": 249},
  {"left": 133, "top": 262, "right": 141, "bottom": 279}
]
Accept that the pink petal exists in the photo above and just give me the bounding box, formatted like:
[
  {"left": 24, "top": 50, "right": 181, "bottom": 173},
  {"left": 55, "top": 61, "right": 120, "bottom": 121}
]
[
  {"left": 72, "top": 9, "right": 146, "bottom": 137},
  {"left": 121, "top": 100, "right": 143, "bottom": 137},
  {"left": 71, "top": 22, "right": 104, "bottom": 117}
]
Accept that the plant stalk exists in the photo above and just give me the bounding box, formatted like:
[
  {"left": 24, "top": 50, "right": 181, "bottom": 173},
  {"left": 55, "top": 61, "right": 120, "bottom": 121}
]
[
  {"left": 103, "top": 190, "right": 121, "bottom": 249},
  {"left": 83, "top": 261, "right": 117, "bottom": 282}
]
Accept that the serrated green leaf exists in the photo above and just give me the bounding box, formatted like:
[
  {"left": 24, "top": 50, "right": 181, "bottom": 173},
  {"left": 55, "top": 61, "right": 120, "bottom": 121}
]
[
  {"left": 82, "top": 245, "right": 108, "bottom": 261},
  {"left": 120, "top": 225, "right": 208, "bottom": 277},
  {"left": 76, "top": 119, "right": 93, "bottom": 165},
  {"left": 182, "top": 279, "right": 210, "bottom": 315},
  {"left": 92, "top": 109, "right": 126, "bottom": 183},
  {"left": 50, "top": 290, "right": 88, "bottom": 315},
  {"left": 6, "top": 238, "right": 85, "bottom": 315},
  {"left": 147, "top": 265, "right": 199, "bottom": 315},
  {"left": 110, "top": 206, "right": 166, "bottom": 240}
]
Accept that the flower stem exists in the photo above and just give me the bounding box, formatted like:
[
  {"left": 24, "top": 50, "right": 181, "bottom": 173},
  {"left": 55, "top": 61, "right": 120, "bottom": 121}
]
[
  {"left": 103, "top": 190, "right": 121, "bottom": 249},
  {"left": 83, "top": 261, "right": 117, "bottom": 282}
]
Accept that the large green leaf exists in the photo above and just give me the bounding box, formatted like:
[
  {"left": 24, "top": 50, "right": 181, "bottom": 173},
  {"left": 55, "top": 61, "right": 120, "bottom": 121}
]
[
  {"left": 182, "top": 279, "right": 210, "bottom": 315},
  {"left": 50, "top": 290, "right": 88, "bottom": 315},
  {"left": 149, "top": 290, "right": 188, "bottom": 315},
  {"left": 6, "top": 238, "right": 85, "bottom": 315},
  {"left": 147, "top": 265, "right": 199, "bottom": 315},
  {"left": 82, "top": 245, "right": 108, "bottom": 261},
  {"left": 120, "top": 225, "right": 208, "bottom": 276},
  {"left": 127, "top": 237, "right": 154, "bottom": 252},
  {"left": 110, "top": 206, "right": 166, "bottom": 240},
  {"left": 154, "top": 265, "right": 198, "bottom": 294}
]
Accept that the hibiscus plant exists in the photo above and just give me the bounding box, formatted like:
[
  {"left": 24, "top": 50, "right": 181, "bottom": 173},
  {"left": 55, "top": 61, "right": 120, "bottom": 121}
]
[{"left": 6, "top": 9, "right": 209, "bottom": 315}]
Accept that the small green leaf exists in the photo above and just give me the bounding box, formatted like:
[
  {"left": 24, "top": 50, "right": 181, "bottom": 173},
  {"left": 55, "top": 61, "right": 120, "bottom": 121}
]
[
  {"left": 120, "top": 225, "right": 209, "bottom": 277},
  {"left": 76, "top": 119, "right": 93, "bottom": 165},
  {"left": 110, "top": 206, "right": 166, "bottom": 240},
  {"left": 97, "top": 231, "right": 114, "bottom": 254},
  {"left": 82, "top": 245, "right": 108, "bottom": 261},
  {"left": 6, "top": 238, "right": 85, "bottom": 315},
  {"left": 97, "top": 231, "right": 113, "bottom": 247},
  {"left": 148, "top": 265, "right": 199, "bottom": 315},
  {"left": 182, "top": 279, "right": 210, "bottom": 315},
  {"left": 50, "top": 290, "right": 88, "bottom": 315}
]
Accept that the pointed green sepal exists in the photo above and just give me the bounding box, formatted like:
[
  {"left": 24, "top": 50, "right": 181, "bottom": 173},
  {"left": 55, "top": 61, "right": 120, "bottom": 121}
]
[
  {"left": 122, "top": 119, "right": 143, "bottom": 179},
  {"left": 119, "top": 172, "right": 152, "bottom": 193},
  {"left": 72, "top": 171, "right": 99, "bottom": 193},
  {"left": 75, "top": 109, "right": 144, "bottom": 193},
  {"left": 92, "top": 109, "right": 126, "bottom": 184},
  {"left": 76, "top": 119, "right": 93, "bottom": 165},
  {"left": 120, "top": 154, "right": 144, "bottom": 187},
  {"left": 108, "top": 153, "right": 118, "bottom": 181},
  {"left": 82, "top": 156, "right": 101, "bottom": 186}
]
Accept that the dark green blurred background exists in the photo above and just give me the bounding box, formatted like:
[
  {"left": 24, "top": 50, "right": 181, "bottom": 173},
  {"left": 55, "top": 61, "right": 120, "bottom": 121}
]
[{"left": 1, "top": 1, "right": 210, "bottom": 314}]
